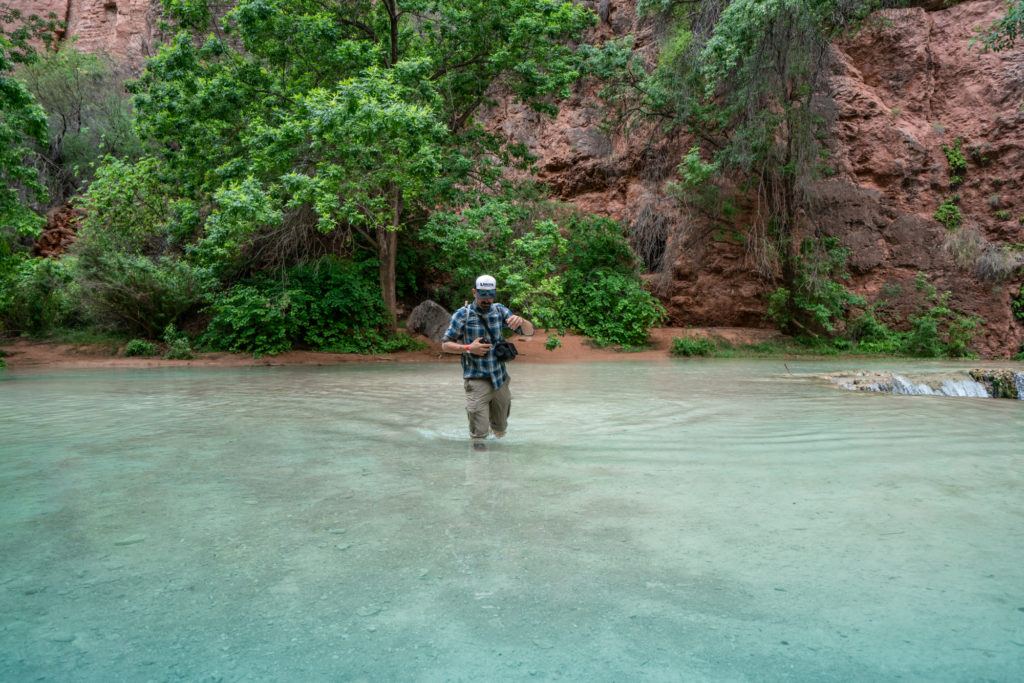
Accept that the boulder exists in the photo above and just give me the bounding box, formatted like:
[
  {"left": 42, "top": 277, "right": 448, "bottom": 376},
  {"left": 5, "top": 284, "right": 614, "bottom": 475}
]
[{"left": 407, "top": 300, "right": 451, "bottom": 342}]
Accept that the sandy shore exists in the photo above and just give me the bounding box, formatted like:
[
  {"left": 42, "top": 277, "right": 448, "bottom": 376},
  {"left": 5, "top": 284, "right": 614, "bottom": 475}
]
[{"left": 1, "top": 327, "right": 785, "bottom": 372}]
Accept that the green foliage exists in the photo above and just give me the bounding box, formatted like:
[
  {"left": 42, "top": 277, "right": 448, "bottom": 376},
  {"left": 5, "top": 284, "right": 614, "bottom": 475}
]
[
  {"left": 941, "top": 138, "right": 967, "bottom": 187},
  {"left": 498, "top": 220, "right": 567, "bottom": 329},
  {"left": 0, "top": 255, "right": 77, "bottom": 334},
  {"left": 124, "top": 338, "right": 159, "bottom": 357},
  {"left": 934, "top": 196, "right": 963, "bottom": 231},
  {"left": 201, "top": 257, "right": 413, "bottom": 356},
  {"left": 671, "top": 336, "right": 717, "bottom": 357},
  {"left": 423, "top": 205, "right": 664, "bottom": 346},
  {"left": 766, "top": 236, "right": 864, "bottom": 336},
  {"left": 201, "top": 284, "right": 293, "bottom": 357},
  {"left": 75, "top": 253, "right": 206, "bottom": 337},
  {"left": 848, "top": 274, "right": 981, "bottom": 358},
  {"left": 0, "top": 18, "right": 48, "bottom": 242},
  {"left": 17, "top": 45, "right": 142, "bottom": 205},
  {"left": 1012, "top": 284, "right": 1024, "bottom": 321},
  {"left": 976, "top": 0, "right": 1023, "bottom": 51},
  {"left": 123, "top": 0, "right": 596, "bottom": 320},
  {"left": 162, "top": 324, "right": 194, "bottom": 360},
  {"left": 994, "top": 209, "right": 1012, "bottom": 221},
  {"left": 562, "top": 270, "right": 666, "bottom": 348},
  {"left": 544, "top": 334, "right": 562, "bottom": 351}
]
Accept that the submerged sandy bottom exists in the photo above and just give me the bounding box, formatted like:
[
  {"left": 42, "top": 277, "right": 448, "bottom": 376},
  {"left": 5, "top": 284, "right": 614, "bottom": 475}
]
[{"left": 1, "top": 361, "right": 1022, "bottom": 680}]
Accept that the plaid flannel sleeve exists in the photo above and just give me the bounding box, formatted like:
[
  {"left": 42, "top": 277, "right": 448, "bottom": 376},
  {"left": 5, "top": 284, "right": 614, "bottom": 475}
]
[{"left": 441, "top": 308, "right": 466, "bottom": 342}]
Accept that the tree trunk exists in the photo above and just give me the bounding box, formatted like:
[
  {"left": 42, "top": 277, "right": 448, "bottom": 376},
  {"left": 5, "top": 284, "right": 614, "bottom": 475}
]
[{"left": 377, "top": 185, "right": 402, "bottom": 330}]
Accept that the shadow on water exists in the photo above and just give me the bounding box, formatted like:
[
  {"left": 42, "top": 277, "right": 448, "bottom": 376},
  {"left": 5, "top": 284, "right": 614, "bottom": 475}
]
[{"left": 1, "top": 361, "right": 1022, "bottom": 679}]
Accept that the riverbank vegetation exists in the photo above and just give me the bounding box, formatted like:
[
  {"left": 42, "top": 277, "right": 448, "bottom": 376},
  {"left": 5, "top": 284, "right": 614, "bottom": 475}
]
[{"left": 3, "top": 0, "right": 1021, "bottom": 361}]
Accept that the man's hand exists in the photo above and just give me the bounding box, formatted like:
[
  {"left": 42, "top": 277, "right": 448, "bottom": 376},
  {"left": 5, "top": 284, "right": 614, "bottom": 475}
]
[
  {"left": 507, "top": 315, "right": 534, "bottom": 335},
  {"left": 468, "top": 337, "right": 491, "bottom": 356}
]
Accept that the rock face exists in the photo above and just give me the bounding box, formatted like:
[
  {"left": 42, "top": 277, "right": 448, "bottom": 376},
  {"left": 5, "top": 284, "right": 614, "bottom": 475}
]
[
  {"left": 482, "top": 0, "right": 1024, "bottom": 357},
  {"left": 6, "top": 0, "right": 163, "bottom": 68},
  {"left": 8, "top": 0, "right": 1024, "bottom": 356}
]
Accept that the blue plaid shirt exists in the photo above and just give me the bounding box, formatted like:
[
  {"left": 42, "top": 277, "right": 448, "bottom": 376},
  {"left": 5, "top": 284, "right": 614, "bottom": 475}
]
[{"left": 442, "top": 302, "right": 513, "bottom": 388}]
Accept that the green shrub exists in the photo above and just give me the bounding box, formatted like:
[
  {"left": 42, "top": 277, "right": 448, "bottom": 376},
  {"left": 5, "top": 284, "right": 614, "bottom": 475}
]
[
  {"left": 424, "top": 206, "right": 664, "bottom": 347},
  {"left": 124, "top": 339, "right": 158, "bottom": 357},
  {"left": 286, "top": 258, "right": 402, "bottom": 354},
  {"left": 202, "top": 258, "right": 413, "bottom": 356},
  {"left": 934, "top": 197, "right": 962, "bottom": 231},
  {"left": 0, "top": 256, "right": 78, "bottom": 335},
  {"left": 75, "top": 253, "right": 205, "bottom": 337},
  {"left": 162, "top": 324, "right": 194, "bottom": 360},
  {"left": 201, "top": 285, "right": 293, "bottom": 357},
  {"left": 942, "top": 138, "right": 967, "bottom": 185},
  {"left": 1011, "top": 284, "right": 1024, "bottom": 321},
  {"left": 671, "top": 336, "right": 718, "bottom": 357},
  {"left": 562, "top": 269, "right": 665, "bottom": 348},
  {"left": 847, "top": 274, "right": 980, "bottom": 358},
  {"left": 994, "top": 209, "right": 1012, "bottom": 221},
  {"left": 766, "top": 236, "right": 864, "bottom": 336},
  {"left": 545, "top": 334, "right": 562, "bottom": 351}
]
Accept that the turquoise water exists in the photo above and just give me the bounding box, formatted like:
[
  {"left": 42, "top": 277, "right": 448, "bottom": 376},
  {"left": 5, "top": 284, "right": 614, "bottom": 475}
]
[{"left": 1, "top": 360, "right": 1022, "bottom": 680}]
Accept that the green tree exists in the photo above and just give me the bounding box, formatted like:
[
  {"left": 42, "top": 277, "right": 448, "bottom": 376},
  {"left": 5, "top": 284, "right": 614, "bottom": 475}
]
[
  {"left": 597, "top": 0, "right": 870, "bottom": 334},
  {"left": 0, "top": 6, "right": 55, "bottom": 241},
  {"left": 128, "top": 0, "right": 595, "bottom": 326}
]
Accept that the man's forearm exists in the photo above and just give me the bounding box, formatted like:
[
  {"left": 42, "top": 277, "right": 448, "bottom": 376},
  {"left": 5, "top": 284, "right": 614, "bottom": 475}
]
[{"left": 442, "top": 340, "right": 469, "bottom": 354}]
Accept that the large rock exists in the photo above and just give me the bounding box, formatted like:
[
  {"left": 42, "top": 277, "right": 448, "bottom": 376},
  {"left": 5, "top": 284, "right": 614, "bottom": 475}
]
[{"left": 407, "top": 300, "right": 451, "bottom": 342}]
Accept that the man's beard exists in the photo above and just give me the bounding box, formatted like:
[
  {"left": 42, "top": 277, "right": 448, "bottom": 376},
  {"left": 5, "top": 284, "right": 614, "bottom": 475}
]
[{"left": 477, "top": 300, "right": 492, "bottom": 311}]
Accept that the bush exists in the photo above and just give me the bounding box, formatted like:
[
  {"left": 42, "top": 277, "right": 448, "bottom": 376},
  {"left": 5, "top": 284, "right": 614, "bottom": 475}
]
[
  {"left": 201, "top": 257, "right": 413, "bottom": 356},
  {"left": 1013, "top": 284, "right": 1024, "bottom": 321},
  {"left": 941, "top": 138, "right": 967, "bottom": 186},
  {"left": 545, "top": 334, "right": 562, "bottom": 351},
  {"left": 75, "top": 252, "right": 205, "bottom": 337},
  {"left": 201, "top": 284, "right": 293, "bottom": 357},
  {"left": 0, "top": 256, "right": 78, "bottom": 335},
  {"left": 934, "top": 197, "right": 963, "bottom": 231},
  {"left": 562, "top": 269, "right": 665, "bottom": 348},
  {"left": 847, "top": 274, "right": 980, "bottom": 358},
  {"left": 766, "top": 236, "right": 864, "bottom": 336},
  {"left": 123, "top": 339, "right": 158, "bottom": 356},
  {"left": 671, "top": 336, "right": 718, "bottom": 357},
  {"left": 424, "top": 205, "right": 665, "bottom": 347},
  {"left": 162, "top": 324, "right": 194, "bottom": 360}
]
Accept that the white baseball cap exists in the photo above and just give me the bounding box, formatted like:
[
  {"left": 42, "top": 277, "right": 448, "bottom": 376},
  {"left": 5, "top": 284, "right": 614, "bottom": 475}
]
[{"left": 475, "top": 274, "right": 497, "bottom": 290}]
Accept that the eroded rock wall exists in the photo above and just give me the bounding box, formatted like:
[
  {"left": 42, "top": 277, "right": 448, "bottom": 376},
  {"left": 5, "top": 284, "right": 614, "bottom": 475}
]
[
  {"left": 484, "top": 0, "right": 1024, "bottom": 356},
  {"left": 5, "top": 0, "right": 162, "bottom": 66}
]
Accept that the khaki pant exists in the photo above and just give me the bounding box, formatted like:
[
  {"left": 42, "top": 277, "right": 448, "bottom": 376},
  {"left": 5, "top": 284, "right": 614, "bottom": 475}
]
[{"left": 464, "top": 378, "right": 511, "bottom": 439}]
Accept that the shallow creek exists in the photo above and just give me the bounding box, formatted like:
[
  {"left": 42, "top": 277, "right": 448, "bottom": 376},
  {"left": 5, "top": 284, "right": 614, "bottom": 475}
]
[{"left": 1, "top": 361, "right": 1022, "bottom": 679}]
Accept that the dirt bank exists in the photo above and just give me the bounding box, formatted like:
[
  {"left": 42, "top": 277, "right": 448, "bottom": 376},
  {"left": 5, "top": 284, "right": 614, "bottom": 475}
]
[{"left": 0, "top": 327, "right": 784, "bottom": 372}]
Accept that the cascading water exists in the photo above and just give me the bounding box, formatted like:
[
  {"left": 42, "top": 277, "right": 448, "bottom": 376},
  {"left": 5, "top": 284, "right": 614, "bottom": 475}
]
[
  {"left": 938, "top": 379, "right": 990, "bottom": 398},
  {"left": 1016, "top": 371, "right": 1024, "bottom": 400},
  {"left": 891, "top": 374, "right": 935, "bottom": 396}
]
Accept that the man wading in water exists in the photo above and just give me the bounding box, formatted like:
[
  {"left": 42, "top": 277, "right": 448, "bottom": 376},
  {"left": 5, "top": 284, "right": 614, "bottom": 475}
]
[{"left": 441, "top": 275, "right": 534, "bottom": 449}]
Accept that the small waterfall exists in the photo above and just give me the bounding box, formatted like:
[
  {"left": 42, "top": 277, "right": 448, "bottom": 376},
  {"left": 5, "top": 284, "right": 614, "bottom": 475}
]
[
  {"left": 892, "top": 375, "right": 935, "bottom": 396},
  {"left": 938, "top": 379, "right": 990, "bottom": 398},
  {"left": 1015, "top": 372, "right": 1024, "bottom": 400}
]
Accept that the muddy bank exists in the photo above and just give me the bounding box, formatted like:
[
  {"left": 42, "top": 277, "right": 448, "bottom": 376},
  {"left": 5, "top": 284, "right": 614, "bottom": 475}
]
[{"left": 0, "top": 327, "right": 785, "bottom": 372}]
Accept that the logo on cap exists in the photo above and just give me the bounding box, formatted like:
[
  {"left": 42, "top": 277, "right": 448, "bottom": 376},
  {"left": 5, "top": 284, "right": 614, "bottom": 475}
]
[{"left": 475, "top": 275, "right": 497, "bottom": 290}]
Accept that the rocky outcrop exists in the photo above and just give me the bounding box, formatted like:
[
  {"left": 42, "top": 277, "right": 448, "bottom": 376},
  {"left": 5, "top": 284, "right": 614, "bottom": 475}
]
[
  {"left": 407, "top": 300, "right": 451, "bottom": 342},
  {"left": 825, "top": 368, "right": 1024, "bottom": 399}
]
